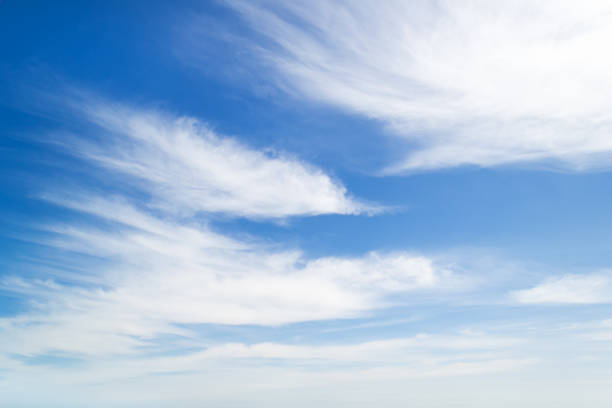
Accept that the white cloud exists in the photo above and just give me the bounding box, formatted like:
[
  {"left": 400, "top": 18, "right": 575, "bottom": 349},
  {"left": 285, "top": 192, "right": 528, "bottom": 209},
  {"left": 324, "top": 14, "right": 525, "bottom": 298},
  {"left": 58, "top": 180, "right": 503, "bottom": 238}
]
[
  {"left": 62, "top": 98, "right": 374, "bottom": 218},
  {"left": 0, "top": 326, "right": 534, "bottom": 407},
  {"left": 0, "top": 197, "right": 454, "bottom": 357},
  {"left": 195, "top": 333, "right": 523, "bottom": 361},
  {"left": 225, "top": 0, "right": 612, "bottom": 172},
  {"left": 0, "top": 344, "right": 537, "bottom": 408},
  {"left": 512, "top": 272, "right": 612, "bottom": 304}
]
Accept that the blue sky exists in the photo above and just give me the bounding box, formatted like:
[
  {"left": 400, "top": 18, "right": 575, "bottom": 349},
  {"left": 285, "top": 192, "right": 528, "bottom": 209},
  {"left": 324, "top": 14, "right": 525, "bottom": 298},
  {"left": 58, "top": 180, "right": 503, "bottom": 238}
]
[{"left": 2, "top": 1, "right": 612, "bottom": 407}]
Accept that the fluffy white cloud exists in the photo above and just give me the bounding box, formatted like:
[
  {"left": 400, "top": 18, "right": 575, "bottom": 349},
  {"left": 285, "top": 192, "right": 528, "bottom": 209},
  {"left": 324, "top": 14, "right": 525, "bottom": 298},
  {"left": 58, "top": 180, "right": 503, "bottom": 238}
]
[
  {"left": 512, "top": 272, "right": 612, "bottom": 304},
  {"left": 226, "top": 0, "right": 612, "bottom": 172},
  {"left": 63, "top": 98, "right": 374, "bottom": 218}
]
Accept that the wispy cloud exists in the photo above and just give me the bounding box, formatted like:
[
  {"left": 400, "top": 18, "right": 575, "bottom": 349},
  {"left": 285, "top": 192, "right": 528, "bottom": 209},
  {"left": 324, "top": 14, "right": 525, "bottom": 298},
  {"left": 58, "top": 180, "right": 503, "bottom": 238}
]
[
  {"left": 0, "top": 196, "right": 457, "bottom": 357},
  {"left": 222, "top": 0, "right": 612, "bottom": 172},
  {"left": 1, "top": 345, "right": 537, "bottom": 408},
  {"left": 0, "top": 323, "right": 535, "bottom": 406},
  {"left": 191, "top": 333, "right": 523, "bottom": 361},
  {"left": 54, "top": 95, "right": 377, "bottom": 218},
  {"left": 512, "top": 272, "right": 612, "bottom": 304}
]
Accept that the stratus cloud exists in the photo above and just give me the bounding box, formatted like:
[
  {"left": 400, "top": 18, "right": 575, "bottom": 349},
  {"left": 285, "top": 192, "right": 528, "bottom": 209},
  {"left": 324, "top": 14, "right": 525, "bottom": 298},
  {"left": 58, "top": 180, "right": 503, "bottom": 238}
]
[
  {"left": 61, "top": 98, "right": 373, "bottom": 218},
  {"left": 0, "top": 196, "right": 452, "bottom": 357},
  {"left": 195, "top": 334, "right": 522, "bottom": 361},
  {"left": 0, "top": 334, "right": 536, "bottom": 408},
  {"left": 0, "top": 313, "right": 534, "bottom": 406},
  {"left": 512, "top": 272, "right": 612, "bottom": 304},
  {"left": 225, "top": 0, "right": 612, "bottom": 172}
]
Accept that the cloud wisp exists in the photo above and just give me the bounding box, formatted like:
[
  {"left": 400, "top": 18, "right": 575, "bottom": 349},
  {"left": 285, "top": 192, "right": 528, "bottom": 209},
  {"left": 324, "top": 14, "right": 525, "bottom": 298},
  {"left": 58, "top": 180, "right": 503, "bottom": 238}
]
[
  {"left": 512, "top": 272, "right": 612, "bottom": 304},
  {"left": 0, "top": 195, "right": 452, "bottom": 357},
  {"left": 223, "top": 0, "right": 612, "bottom": 172},
  {"left": 59, "top": 97, "right": 375, "bottom": 218},
  {"left": 0, "top": 328, "right": 535, "bottom": 407}
]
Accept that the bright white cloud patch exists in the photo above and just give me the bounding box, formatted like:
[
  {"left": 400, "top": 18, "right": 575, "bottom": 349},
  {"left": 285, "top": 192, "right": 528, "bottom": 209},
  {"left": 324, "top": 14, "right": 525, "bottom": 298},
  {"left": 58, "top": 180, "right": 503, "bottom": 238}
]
[
  {"left": 227, "top": 0, "right": 612, "bottom": 172},
  {"left": 512, "top": 272, "right": 612, "bottom": 304},
  {"left": 66, "top": 100, "right": 373, "bottom": 218}
]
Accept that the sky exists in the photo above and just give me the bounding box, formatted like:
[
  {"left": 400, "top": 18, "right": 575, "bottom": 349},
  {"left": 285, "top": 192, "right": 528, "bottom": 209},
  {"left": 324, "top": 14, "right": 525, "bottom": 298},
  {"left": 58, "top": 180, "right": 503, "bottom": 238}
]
[{"left": 1, "top": 1, "right": 612, "bottom": 407}]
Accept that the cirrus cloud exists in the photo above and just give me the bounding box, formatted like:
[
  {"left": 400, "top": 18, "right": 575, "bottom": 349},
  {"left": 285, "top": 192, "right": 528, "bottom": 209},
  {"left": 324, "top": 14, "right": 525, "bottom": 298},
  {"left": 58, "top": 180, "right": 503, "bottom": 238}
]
[
  {"left": 49, "top": 94, "right": 377, "bottom": 218},
  {"left": 512, "top": 272, "right": 612, "bottom": 304},
  {"left": 223, "top": 0, "right": 612, "bottom": 172}
]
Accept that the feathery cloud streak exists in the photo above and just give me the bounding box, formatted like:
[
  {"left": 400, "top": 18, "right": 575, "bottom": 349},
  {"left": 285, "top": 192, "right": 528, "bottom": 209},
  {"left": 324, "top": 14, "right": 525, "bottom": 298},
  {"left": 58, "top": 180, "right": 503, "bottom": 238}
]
[
  {"left": 0, "top": 195, "right": 450, "bottom": 357},
  {"left": 225, "top": 0, "right": 612, "bottom": 172},
  {"left": 513, "top": 271, "right": 612, "bottom": 304},
  {"left": 63, "top": 98, "right": 374, "bottom": 218}
]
